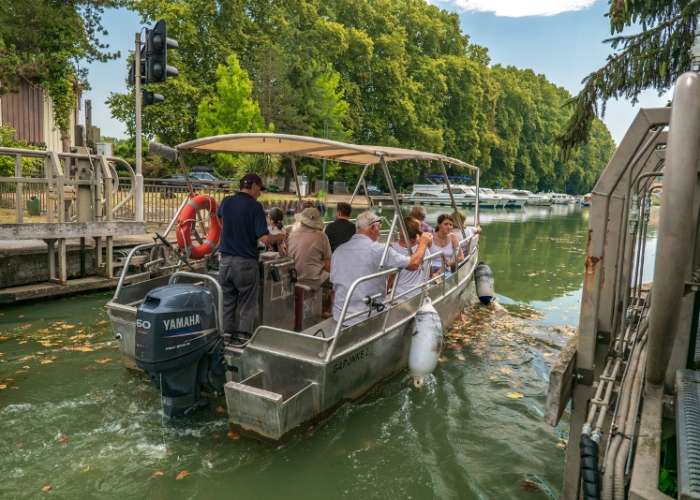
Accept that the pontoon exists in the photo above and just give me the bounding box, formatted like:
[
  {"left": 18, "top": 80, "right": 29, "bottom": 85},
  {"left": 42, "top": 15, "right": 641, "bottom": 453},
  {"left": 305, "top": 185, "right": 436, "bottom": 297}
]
[{"left": 106, "top": 133, "right": 482, "bottom": 440}]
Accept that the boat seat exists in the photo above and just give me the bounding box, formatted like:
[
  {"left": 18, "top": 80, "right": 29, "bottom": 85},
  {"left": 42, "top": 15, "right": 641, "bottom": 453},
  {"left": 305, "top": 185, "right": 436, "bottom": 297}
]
[
  {"left": 300, "top": 317, "right": 337, "bottom": 339},
  {"left": 675, "top": 369, "right": 700, "bottom": 500}
]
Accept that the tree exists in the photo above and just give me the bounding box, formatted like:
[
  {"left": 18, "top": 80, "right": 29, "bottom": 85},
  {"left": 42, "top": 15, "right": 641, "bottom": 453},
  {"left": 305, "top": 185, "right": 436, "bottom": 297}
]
[
  {"left": 196, "top": 54, "right": 267, "bottom": 177},
  {"left": 0, "top": 0, "right": 122, "bottom": 150},
  {"left": 559, "top": 0, "right": 700, "bottom": 154}
]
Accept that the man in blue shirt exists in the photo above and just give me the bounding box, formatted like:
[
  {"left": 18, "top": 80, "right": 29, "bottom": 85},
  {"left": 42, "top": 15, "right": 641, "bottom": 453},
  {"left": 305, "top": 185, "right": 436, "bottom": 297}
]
[{"left": 217, "top": 173, "right": 286, "bottom": 341}]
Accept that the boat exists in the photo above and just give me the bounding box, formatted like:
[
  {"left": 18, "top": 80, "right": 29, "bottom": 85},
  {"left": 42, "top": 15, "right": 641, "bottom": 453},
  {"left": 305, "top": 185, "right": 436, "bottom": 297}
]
[
  {"left": 477, "top": 187, "right": 509, "bottom": 208},
  {"left": 526, "top": 192, "right": 552, "bottom": 206},
  {"left": 405, "top": 183, "right": 476, "bottom": 207},
  {"left": 545, "top": 73, "right": 700, "bottom": 499},
  {"left": 494, "top": 189, "right": 528, "bottom": 208},
  {"left": 106, "top": 133, "right": 483, "bottom": 440},
  {"left": 545, "top": 192, "right": 575, "bottom": 204}
]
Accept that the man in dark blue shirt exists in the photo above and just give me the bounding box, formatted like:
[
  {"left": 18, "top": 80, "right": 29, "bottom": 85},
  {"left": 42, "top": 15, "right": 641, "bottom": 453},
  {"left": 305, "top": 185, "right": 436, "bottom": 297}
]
[{"left": 217, "top": 173, "right": 285, "bottom": 341}]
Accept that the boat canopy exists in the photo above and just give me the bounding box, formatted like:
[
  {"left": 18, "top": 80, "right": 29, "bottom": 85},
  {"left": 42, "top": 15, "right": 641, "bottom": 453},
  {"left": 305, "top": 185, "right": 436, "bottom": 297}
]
[{"left": 176, "top": 133, "right": 477, "bottom": 171}]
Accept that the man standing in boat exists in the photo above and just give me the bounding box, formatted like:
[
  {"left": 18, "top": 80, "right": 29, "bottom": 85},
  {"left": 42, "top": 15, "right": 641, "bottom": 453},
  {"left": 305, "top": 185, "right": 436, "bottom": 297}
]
[
  {"left": 217, "top": 173, "right": 286, "bottom": 343},
  {"left": 331, "top": 210, "right": 433, "bottom": 325}
]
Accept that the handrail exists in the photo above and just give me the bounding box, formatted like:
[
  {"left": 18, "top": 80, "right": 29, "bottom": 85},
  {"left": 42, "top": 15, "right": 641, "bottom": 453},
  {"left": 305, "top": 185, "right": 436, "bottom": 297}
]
[
  {"left": 169, "top": 271, "right": 224, "bottom": 336},
  {"left": 111, "top": 242, "right": 158, "bottom": 300},
  {"left": 326, "top": 266, "right": 399, "bottom": 361}
]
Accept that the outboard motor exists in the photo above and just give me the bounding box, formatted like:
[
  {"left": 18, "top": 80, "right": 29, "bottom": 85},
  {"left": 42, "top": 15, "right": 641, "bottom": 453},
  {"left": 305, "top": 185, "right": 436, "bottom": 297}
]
[
  {"left": 135, "top": 284, "right": 226, "bottom": 417},
  {"left": 474, "top": 262, "right": 495, "bottom": 305}
]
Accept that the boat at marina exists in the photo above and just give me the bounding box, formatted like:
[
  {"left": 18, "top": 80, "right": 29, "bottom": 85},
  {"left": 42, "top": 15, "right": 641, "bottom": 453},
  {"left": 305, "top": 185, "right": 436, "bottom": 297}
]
[
  {"left": 107, "top": 133, "right": 482, "bottom": 440},
  {"left": 543, "top": 192, "right": 575, "bottom": 204}
]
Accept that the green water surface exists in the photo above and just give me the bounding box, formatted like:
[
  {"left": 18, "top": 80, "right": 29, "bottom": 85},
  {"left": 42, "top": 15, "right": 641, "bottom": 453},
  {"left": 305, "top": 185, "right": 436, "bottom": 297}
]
[{"left": 0, "top": 205, "right": 631, "bottom": 499}]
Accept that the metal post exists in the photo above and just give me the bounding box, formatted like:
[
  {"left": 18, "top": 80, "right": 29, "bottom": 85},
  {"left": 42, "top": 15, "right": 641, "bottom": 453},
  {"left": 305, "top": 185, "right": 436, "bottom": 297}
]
[
  {"left": 349, "top": 163, "right": 370, "bottom": 205},
  {"left": 646, "top": 71, "right": 700, "bottom": 386},
  {"left": 290, "top": 157, "right": 303, "bottom": 205},
  {"left": 15, "top": 154, "right": 23, "bottom": 223},
  {"left": 439, "top": 161, "right": 466, "bottom": 239},
  {"left": 379, "top": 156, "right": 411, "bottom": 253},
  {"left": 474, "top": 168, "right": 480, "bottom": 227},
  {"left": 134, "top": 32, "right": 145, "bottom": 222}
]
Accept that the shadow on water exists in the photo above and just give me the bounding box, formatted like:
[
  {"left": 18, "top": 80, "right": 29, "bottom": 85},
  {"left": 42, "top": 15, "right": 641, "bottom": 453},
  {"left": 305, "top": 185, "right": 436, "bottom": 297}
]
[{"left": 0, "top": 206, "right": 616, "bottom": 499}]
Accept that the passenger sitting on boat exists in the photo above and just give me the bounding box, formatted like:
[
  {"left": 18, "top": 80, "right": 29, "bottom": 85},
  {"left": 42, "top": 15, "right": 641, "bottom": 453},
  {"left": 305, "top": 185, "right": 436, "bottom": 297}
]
[
  {"left": 325, "top": 202, "right": 355, "bottom": 252},
  {"left": 331, "top": 211, "right": 433, "bottom": 324},
  {"left": 388, "top": 216, "right": 432, "bottom": 299},
  {"left": 450, "top": 210, "right": 482, "bottom": 239},
  {"left": 410, "top": 205, "right": 434, "bottom": 234},
  {"left": 431, "top": 214, "right": 465, "bottom": 275},
  {"left": 266, "top": 207, "right": 287, "bottom": 254},
  {"left": 288, "top": 207, "right": 331, "bottom": 289}
]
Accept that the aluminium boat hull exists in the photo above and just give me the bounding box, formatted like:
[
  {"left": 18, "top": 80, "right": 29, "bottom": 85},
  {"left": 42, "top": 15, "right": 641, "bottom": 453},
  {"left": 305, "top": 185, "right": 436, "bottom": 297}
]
[{"left": 223, "top": 245, "right": 479, "bottom": 440}]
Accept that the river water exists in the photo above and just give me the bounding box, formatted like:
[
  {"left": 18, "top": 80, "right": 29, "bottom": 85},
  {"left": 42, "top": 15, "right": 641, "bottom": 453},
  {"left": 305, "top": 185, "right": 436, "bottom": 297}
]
[{"left": 0, "top": 205, "right": 629, "bottom": 499}]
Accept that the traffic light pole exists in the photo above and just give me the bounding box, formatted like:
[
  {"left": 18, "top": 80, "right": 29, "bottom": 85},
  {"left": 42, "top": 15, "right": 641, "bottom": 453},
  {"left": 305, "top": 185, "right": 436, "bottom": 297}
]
[{"left": 134, "top": 32, "right": 144, "bottom": 222}]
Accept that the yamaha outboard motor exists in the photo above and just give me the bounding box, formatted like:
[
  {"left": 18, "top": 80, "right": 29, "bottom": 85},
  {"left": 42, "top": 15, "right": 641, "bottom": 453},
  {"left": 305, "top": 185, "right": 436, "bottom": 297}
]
[
  {"left": 135, "top": 284, "right": 226, "bottom": 417},
  {"left": 474, "top": 262, "right": 495, "bottom": 305}
]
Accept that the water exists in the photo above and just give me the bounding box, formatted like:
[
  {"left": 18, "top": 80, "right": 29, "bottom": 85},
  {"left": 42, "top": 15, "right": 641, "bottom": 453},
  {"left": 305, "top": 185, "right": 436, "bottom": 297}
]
[{"left": 0, "top": 205, "right": 640, "bottom": 499}]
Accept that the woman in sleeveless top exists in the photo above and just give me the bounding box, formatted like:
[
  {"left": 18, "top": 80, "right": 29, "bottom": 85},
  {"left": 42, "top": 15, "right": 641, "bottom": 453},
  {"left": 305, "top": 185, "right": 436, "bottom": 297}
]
[{"left": 431, "top": 214, "right": 464, "bottom": 274}]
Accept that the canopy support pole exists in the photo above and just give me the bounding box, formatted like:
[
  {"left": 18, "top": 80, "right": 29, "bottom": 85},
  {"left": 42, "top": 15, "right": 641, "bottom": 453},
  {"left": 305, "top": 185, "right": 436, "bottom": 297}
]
[
  {"left": 474, "top": 168, "right": 480, "bottom": 228},
  {"left": 379, "top": 156, "right": 411, "bottom": 254},
  {"left": 350, "top": 163, "right": 370, "bottom": 206},
  {"left": 290, "top": 157, "right": 303, "bottom": 206},
  {"left": 439, "top": 160, "right": 466, "bottom": 239}
]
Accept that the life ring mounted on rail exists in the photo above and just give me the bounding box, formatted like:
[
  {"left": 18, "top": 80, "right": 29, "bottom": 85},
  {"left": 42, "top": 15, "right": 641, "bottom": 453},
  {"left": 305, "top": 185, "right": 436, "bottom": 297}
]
[{"left": 176, "top": 195, "right": 221, "bottom": 259}]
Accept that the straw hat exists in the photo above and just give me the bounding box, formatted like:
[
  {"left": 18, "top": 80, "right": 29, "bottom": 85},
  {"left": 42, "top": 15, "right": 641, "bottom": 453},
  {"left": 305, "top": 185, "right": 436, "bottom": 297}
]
[{"left": 299, "top": 207, "right": 324, "bottom": 230}]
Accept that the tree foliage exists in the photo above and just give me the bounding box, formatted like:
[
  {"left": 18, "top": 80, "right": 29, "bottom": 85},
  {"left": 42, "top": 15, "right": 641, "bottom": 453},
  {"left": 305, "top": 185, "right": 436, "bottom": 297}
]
[
  {"left": 560, "top": 0, "right": 700, "bottom": 155},
  {"left": 109, "top": 0, "right": 614, "bottom": 193},
  {"left": 0, "top": 1, "right": 122, "bottom": 141}
]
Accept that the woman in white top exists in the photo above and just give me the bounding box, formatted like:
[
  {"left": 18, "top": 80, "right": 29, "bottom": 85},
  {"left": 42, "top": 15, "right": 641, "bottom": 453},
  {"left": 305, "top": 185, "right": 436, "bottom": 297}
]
[
  {"left": 431, "top": 214, "right": 464, "bottom": 274},
  {"left": 390, "top": 217, "right": 433, "bottom": 299}
]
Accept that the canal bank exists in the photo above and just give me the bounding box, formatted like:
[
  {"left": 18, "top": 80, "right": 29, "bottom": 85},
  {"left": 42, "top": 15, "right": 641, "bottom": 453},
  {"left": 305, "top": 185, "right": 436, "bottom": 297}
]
[{"left": 0, "top": 205, "right": 625, "bottom": 499}]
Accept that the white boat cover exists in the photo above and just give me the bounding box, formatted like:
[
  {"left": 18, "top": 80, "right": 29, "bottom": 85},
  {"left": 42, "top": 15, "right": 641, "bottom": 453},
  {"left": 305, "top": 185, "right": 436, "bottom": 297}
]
[{"left": 177, "top": 133, "right": 476, "bottom": 170}]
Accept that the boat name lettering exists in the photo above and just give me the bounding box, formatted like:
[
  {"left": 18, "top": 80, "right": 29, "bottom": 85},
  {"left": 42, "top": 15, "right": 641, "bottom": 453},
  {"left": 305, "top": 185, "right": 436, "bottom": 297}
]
[
  {"left": 163, "top": 314, "right": 201, "bottom": 331},
  {"left": 332, "top": 347, "right": 369, "bottom": 374}
]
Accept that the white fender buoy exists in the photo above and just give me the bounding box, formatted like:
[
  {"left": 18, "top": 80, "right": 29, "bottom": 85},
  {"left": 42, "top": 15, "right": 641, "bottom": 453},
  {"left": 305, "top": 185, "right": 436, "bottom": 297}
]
[
  {"left": 409, "top": 298, "right": 444, "bottom": 388},
  {"left": 474, "top": 262, "right": 495, "bottom": 305}
]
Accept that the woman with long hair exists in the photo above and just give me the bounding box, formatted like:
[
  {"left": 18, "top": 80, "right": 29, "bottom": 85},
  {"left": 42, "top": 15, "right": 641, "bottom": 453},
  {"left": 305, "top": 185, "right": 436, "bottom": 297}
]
[{"left": 431, "top": 214, "right": 464, "bottom": 274}]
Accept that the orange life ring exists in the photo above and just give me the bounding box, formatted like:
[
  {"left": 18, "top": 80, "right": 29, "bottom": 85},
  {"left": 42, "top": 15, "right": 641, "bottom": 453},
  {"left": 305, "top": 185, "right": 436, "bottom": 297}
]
[{"left": 176, "top": 195, "right": 221, "bottom": 259}]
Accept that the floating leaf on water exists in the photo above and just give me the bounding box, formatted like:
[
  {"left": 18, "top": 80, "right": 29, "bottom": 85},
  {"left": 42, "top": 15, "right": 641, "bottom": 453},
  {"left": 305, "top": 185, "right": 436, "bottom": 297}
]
[
  {"left": 95, "top": 320, "right": 109, "bottom": 326},
  {"left": 40, "top": 359, "right": 54, "bottom": 365},
  {"left": 175, "top": 470, "right": 190, "bottom": 481},
  {"left": 227, "top": 431, "right": 240, "bottom": 441},
  {"left": 15, "top": 369, "right": 27, "bottom": 374},
  {"left": 18, "top": 355, "right": 34, "bottom": 362},
  {"left": 56, "top": 434, "right": 69, "bottom": 445},
  {"left": 18, "top": 323, "right": 32, "bottom": 330},
  {"left": 519, "top": 479, "right": 540, "bottom": 492},
  {"left": 59, "top": 324, "right": 76, "bottom": 330},
  {"left": 18, "top": 340, "right": 27, "bottom": 345},
  {"left": 82, "top": 464, "right": 91, "bottom": 473},
  {"left": 151, "top": 470, "right": 164, "bottom": 478},
  {"left": 0, "top": 384, "right": 7, "bottom": 390},
  {"left": 215, "top": 405, "right": 226, "bottom": 415},
  {"left": 556, "top": 439, "right": 567, "bottom": 449},
  {"left": 506, "top": 392, "right": 524, "bottom": 400},
  {"left": 41, "top": 484, "right": 52, "bottom": 493},
  {"left": 95, "top": 358, "right": 112, "bottom": 365}
]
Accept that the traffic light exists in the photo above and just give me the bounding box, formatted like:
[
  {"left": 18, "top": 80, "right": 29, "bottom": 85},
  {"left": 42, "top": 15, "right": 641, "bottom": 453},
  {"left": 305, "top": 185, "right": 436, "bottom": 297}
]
[
  {"left": 142, "top": 90, "right": 164, "bottom": 106},
  {"left": 145, "top": 20, "right": 179, "bottom": 83}
]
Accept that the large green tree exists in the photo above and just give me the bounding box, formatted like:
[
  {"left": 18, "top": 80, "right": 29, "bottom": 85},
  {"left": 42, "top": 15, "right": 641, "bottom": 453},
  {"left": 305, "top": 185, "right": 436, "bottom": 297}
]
[
  {"left": 109, "top": 0, "right": 614, "bottom": 193},
  {"left": 0, "top": 0, "right": 122, "bottom": 149},
  {"left": 560, "top": 0, "right": 700, "bottom": 154}
]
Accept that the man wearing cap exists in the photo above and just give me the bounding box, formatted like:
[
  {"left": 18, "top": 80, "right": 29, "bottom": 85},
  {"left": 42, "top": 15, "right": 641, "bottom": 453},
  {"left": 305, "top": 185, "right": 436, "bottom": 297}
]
[
  {"left": 217, "top": 173, "right": 286, "bottom": 342},
  {"left": 330, "top": 210, "right": 433, "bottom": 325},
  {"left": 288, "top": 207, "right": 332, "bottom": 289}
]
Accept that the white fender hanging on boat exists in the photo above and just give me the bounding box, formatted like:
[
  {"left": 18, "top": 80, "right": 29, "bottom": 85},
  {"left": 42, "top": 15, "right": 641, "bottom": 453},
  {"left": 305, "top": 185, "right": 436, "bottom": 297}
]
[
  {"left": 409, "top": 298, "right": 444, "bottom": 388},
  {"left": 474, "top": 262, "right": 495, "bottom": 305}
]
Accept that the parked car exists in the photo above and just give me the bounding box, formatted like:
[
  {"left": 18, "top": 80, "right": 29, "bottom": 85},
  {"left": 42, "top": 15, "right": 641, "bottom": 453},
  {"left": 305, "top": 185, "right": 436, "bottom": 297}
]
[
  {"left": 360, "top": 184, "right": 383, "bottom": 196},
  {"left": 158, "top": 173, "right": 231, "bottom": 197}
]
